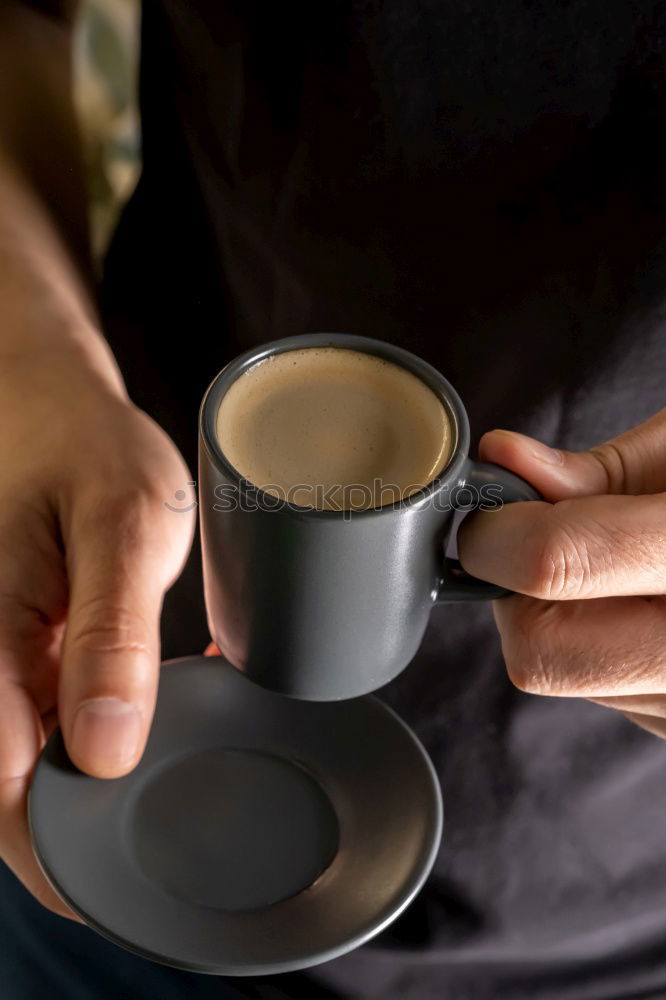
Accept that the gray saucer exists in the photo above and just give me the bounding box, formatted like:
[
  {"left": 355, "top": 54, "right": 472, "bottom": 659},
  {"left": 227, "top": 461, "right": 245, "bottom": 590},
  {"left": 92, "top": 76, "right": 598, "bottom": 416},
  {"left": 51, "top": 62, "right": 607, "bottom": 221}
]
[{"left": 29, "top": 656, "right": 443, "bottom": 976}]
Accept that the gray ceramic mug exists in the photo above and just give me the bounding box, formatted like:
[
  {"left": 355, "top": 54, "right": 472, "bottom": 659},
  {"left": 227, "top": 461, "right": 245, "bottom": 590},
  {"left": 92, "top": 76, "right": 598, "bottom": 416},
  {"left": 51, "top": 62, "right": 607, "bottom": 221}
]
[{"left": 199, "top": 333, "right": 539, "bottom": 701}]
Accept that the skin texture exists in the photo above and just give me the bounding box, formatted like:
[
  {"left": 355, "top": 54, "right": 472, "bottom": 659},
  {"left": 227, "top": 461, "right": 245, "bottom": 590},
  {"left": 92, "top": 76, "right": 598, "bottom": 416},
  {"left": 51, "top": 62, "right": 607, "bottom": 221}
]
[
  {"left": 0, "top": 352, "right": 195, "bottom": 920},
  {"left": 0, "top": 2, "right": 194, "bottom": 919},
  {"left": 458, "top": 411, "right": 666, "bottom": 737}
]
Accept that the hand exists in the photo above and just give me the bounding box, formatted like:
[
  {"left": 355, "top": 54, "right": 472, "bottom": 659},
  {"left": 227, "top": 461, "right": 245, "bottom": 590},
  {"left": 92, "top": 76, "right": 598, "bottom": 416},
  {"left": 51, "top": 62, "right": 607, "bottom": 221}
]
[
  {"left": 0, "top": 344, "right": 195, "bottom": 917},
  {"left": 458, "top": 410, "right": 666, "bottom": 736}
]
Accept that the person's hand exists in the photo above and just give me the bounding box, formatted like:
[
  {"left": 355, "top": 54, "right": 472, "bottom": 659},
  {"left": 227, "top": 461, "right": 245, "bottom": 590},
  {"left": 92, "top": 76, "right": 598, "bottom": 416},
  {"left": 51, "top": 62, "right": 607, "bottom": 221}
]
[
  {"left": 0, "top": 343, "right": 195, "bottom": 918},
  {"left": 458, "top": 409, "right": 666, "bottom": 736}
]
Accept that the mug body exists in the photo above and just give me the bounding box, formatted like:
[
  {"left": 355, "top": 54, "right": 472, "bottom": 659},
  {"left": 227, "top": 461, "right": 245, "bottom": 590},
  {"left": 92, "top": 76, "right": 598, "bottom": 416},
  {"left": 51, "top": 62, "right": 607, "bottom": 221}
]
[{"left": 199, "top": 334, "right": 471, "bottom": 700}]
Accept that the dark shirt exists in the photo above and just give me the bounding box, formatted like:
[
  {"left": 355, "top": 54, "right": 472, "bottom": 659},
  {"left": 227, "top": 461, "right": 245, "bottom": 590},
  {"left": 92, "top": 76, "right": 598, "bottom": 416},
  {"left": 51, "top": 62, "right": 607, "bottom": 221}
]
[{"left": 4, "top": 2, "right": 666, "bottom": 999}]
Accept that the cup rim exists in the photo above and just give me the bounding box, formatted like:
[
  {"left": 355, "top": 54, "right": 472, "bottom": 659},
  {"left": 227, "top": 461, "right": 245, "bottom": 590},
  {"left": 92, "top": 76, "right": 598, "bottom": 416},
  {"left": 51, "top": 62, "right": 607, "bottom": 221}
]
[{"left": 199, "top": 333, "right": 471, "bottom": 518}]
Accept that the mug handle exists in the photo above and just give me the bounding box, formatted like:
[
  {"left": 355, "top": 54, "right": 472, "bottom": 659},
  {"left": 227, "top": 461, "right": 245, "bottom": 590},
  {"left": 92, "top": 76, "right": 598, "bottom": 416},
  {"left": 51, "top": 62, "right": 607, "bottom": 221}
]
[{"left": 436, "top": 460, "right": 541, "bottom": 602}]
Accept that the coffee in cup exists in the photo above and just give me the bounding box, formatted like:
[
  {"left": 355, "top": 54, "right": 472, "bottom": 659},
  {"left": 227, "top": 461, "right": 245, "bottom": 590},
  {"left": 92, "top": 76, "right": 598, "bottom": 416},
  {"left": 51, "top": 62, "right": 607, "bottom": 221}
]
[{"left": 215, "top": 347, "right": 453, "bottom": 510}]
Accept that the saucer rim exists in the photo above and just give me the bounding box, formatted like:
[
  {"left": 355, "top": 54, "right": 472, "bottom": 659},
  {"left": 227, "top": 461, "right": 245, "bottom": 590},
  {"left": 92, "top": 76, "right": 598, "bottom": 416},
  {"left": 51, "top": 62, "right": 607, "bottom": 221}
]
[{"left": 28, "top": 655, "right": 444, "bottom": 976}]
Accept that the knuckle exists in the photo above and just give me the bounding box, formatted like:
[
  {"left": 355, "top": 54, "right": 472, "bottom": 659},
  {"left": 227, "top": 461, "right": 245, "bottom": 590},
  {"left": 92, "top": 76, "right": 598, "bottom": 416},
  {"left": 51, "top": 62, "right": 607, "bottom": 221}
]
[
  {"left": 505, "top": 648, "right": 552, "bottom": 695},
  {"left": 79, "top": 482, "right": 166, "bottom": 549},
  {"left": 501, "top": 598, "right": 564, "bottom": 695},
  {"left": 588, "top": 441, "right": 629, "bottom": 494},
  {"left": 87, "top": 481, "right": 162, "bottom": 524},
  {"left": 68, "top": 597, "right": 149, "bottom": 656},
  {"left": 524, "top": 506, "right": 597, "bottom": 599}
]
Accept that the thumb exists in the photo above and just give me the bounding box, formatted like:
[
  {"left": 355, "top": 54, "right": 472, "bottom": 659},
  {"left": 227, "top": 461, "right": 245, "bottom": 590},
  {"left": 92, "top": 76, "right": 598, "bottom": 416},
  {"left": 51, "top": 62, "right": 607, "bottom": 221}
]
[
  {"left": 59, "top": 489, "right": 190, "bottom": 778},
  {"left": 478, "top": 408, "right": 666, "bottom": 501},
  {"left": 458, "top": 410, "right": 666, "bottom": 598}
]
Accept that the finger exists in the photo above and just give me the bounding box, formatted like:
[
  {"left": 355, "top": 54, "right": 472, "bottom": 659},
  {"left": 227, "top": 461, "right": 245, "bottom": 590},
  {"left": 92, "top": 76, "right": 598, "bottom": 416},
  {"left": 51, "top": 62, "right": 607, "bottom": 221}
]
[
  {"left": 0, "top": 673, "right": 81, "bottom": 920},
  {"left": 589, "top": 693, "right": 666, "bottom": 718},
  {"left": 494, "top": 594, "right": 666, "bottom": 697},
  {"left": 478, "top": 408, "right": 666, "bottom": 501},
  {"left": 458, "top": 493, "right": 666, "bottom": 598},
  {"left": 619, "top": 712, "right": 666, "bottom": 739},
  {"left": 60, "top": 488, "right": 190, "bottom": 778}
]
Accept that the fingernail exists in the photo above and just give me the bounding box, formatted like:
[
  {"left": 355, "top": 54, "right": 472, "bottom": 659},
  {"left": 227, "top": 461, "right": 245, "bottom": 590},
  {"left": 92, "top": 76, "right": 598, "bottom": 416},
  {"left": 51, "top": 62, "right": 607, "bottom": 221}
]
[
  {"left": 493, "top": 429, "right": 563, "bottom": 466},
  {"left": 71, "top": 698, "right": 142, "bottom": 772}
]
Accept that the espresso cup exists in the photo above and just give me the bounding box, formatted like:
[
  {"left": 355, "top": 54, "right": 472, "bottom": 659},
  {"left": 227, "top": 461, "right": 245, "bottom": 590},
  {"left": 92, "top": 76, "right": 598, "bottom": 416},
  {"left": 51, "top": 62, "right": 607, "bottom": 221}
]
[{"left": 199, "top": 333, "right": 539, "bottom": 701}]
